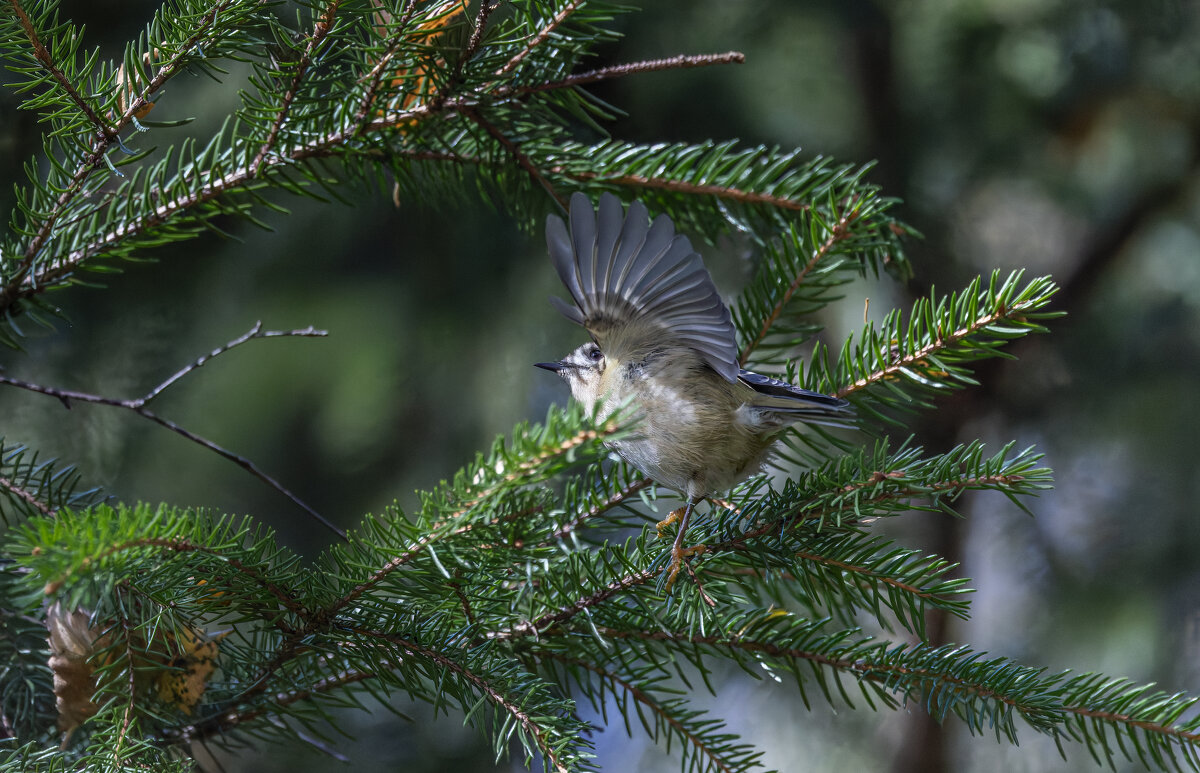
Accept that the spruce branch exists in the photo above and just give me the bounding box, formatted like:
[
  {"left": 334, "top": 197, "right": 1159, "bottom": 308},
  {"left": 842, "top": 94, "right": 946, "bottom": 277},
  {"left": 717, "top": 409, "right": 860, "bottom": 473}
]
[
  {"left": 495, "top": 0, "right": 584, "bottom": 79},
  {"left": 111, "top": 591, "right": 140, "bottom": 762},
  {"left": 0, "top": 474, "right": 54, "bottom": 518},
  {"left": 1, "top": 0, "right": 261, "bottom": 315},
  {"left": 721, "top": 532, "right": 971, "bottom": 638},
  {"left": 507, "top": 51, "right": 746, "bottom": 97},
  {"left": 35, "top": 536, "right": 306, "bottom": 632},
  {"left": 738, "top": 199, "right": 865, "bottom": 366},
  {"left": 487, "top": 566, "right": 657, "bottom": 642},
  {"left": 7, "top": 0, "right": 113, "bottom": 139},
  {"left": 546, "top": 472, "right": 653, "bottom": 543},
  {"left": 248, "top": 0, "right": 341, "bottom": 176},
  {"left": 821, "top": 271, "right": 1061, "bottom": 408},
  {"left": 480, "top": 442, "right": 1043, "bottom": 645},
  {"left": 463, "top": 105, "right": 565, "bottom": 207},
  {"left": 8, "top": 3, "right": 1177, "bottom": 772},
  {"left": 0, "top": 440, "right": 101, "bottom": 522},
  {"left": 560, "top": 167, "right": 815, "bottom": 211},
  {"left": 348, "top": 627, "right": 578, "bottom": 773},
  {"left": 540, "top": 652, "right": 763, "bottom": 773},
  {"left": 580, "top": 623, "right": 1200, "bottom": 771}
]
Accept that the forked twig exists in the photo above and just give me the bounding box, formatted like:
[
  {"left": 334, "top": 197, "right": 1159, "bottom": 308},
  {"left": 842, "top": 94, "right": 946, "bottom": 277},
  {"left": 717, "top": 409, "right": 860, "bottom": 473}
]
[{"left": 0, "top": 323, "right": 344, "bottom": 538}]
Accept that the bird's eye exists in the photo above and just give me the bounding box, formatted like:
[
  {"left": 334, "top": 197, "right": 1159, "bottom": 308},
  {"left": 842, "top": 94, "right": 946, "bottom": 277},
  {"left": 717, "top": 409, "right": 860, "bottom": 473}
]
[{"left": 587, "top": 345, "right": 603, "bottom": 362}]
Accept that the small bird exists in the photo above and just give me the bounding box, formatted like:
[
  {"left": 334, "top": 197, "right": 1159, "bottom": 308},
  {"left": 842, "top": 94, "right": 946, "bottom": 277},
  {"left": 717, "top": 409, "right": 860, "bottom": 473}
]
[{"left": 536, "top": 192, "right": 852, "bottom": 584}]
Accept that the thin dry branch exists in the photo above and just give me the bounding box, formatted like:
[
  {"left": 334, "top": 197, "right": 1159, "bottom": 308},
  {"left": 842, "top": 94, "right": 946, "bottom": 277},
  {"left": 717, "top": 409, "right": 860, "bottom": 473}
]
[{"left": 0, "top": 324, "right": 342, "bottom": 538}]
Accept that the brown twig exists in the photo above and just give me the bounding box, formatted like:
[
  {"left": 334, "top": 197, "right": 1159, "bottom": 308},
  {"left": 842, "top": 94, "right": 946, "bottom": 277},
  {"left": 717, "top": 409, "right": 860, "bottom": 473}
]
[{"left": 0, "top": 324, "right": 343, "bottom": 538}]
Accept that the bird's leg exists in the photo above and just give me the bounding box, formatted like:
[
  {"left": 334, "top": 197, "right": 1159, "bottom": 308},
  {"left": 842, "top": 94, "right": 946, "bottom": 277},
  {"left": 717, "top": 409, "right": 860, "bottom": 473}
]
[{"left": 658, "top": 496, "right": 707, "bottom": 592}]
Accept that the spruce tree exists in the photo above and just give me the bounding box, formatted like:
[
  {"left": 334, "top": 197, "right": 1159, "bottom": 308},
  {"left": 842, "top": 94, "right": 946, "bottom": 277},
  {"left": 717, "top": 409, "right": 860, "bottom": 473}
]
[{"left": 1, "top": 1, "right": 1197, "bottom": 771}]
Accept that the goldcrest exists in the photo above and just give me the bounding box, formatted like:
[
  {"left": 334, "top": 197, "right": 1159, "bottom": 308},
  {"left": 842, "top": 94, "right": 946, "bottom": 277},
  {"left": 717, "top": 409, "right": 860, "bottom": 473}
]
[{"left": 536, "top": 193, "right": 851, "bottom": 573}]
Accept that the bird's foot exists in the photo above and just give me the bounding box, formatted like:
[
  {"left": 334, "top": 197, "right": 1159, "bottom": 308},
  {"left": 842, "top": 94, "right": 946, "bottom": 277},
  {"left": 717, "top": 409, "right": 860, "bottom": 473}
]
[
  {"left": 664, "top": 542, "right": 707, "bottom": 593},
  {"left": 655, "top": 506, "right": 687, "bottom": 539},
  {"left": 657, "top": 506, "right": 708, "bottom": 594}
]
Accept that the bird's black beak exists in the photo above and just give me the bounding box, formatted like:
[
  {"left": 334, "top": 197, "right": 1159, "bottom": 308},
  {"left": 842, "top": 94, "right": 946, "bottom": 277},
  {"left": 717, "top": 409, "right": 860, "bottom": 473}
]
[{"left": 534, "top": 361, "right": 566, "bottom": 372}]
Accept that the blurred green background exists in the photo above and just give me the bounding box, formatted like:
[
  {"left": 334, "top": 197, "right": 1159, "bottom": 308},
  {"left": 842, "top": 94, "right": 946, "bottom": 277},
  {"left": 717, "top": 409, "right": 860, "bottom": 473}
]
[{"left": 4, "top": 0, "right": 1200, "bottom": 770}]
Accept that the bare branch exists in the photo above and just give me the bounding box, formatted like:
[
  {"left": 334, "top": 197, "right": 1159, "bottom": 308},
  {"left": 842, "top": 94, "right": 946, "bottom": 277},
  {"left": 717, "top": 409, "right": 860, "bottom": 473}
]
[
  {"left": 0, "top": 325, "right": 343, "bottom": 538},
  {"left": 136, "top": 322, "right": 328, "bottom": 406}
]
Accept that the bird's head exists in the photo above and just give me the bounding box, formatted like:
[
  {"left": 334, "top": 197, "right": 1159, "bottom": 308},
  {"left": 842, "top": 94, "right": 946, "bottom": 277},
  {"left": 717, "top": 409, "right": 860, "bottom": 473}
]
[{"left": 535, "top": 341, "right": 610, "bottom": 407}]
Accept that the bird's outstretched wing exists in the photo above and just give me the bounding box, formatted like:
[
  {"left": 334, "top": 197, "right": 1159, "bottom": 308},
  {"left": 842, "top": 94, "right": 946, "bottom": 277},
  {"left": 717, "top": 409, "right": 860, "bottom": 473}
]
[{"left": 545, "top": 192, "right": 739, "bottom": 382}]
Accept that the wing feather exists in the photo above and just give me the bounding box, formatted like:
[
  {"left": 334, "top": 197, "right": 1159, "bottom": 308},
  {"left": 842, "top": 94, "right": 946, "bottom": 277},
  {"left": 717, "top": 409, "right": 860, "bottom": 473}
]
[
  {"left": 738, "top": 369, "right": 852, "bottom": 419},
  {"left": 545, "top": 192, "right": 739, "bottom": 382}
]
